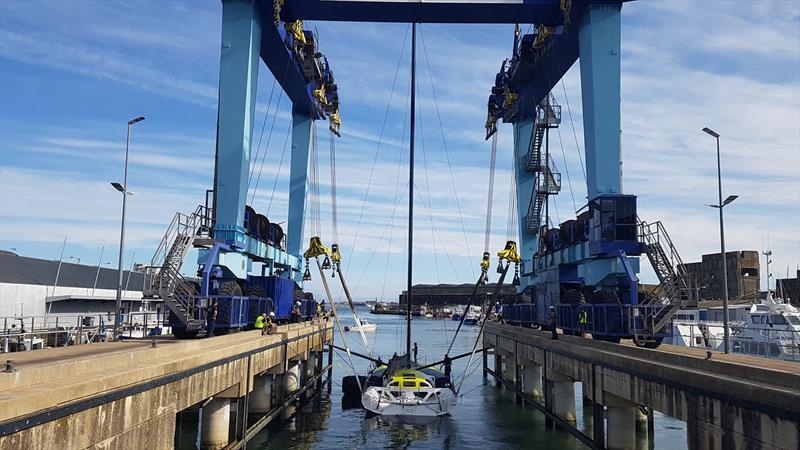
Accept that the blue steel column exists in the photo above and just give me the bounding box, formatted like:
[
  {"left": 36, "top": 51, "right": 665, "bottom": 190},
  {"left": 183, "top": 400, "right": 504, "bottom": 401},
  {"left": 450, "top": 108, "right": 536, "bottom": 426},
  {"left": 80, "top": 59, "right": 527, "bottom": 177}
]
[
  {"left": 513, "top": 118, "right": 536, "bottom": 290},
  {"left": 578, "top": 3, "right": 622, "bottom": 198},
  {"left": 213, "top": 0, "right": 262, "bottom": 244},
  {"left": 286, "top": 112, "right": 314, "bottom": 273}
]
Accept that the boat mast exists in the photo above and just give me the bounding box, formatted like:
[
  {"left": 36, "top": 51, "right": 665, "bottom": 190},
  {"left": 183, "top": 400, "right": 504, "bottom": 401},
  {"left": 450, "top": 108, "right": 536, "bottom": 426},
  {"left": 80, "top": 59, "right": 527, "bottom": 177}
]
[{"left": 406, "top": 22, "right": 416, "bottom": 360}]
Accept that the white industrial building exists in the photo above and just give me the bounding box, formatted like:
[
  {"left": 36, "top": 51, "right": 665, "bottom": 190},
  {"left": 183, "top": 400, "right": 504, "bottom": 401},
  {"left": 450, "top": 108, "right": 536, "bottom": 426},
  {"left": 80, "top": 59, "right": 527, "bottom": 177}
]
[{"left": 0, "top": 250, "right": 151, "bottom": 318}]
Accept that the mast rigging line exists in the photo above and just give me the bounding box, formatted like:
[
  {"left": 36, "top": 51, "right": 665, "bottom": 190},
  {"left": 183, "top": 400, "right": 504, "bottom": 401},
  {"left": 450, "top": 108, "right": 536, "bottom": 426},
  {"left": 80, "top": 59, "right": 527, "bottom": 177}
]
[
  {"left": 380, "top": 91, "right": 410, "bottom": 303},
  {"left": 444, "top": 130, "right": 499, "bottom": 356},
  {"left": 417, "top": 78, "right": 441, "bottom": 284},
  {"left": 419, "top": 25, "right": 476, "bottom": 278},
  {"left": 413, "top": 182, "right": 464, "bottom": 282},
  {"left": 346, "top": 24, "right": 411, "bottom": 272}
]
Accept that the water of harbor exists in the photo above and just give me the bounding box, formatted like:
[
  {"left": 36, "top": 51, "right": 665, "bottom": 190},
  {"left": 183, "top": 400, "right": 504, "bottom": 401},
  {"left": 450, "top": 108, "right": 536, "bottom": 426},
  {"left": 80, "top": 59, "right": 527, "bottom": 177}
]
[{"left": 210, "top": 308, "right": 690, "bottom": 449}]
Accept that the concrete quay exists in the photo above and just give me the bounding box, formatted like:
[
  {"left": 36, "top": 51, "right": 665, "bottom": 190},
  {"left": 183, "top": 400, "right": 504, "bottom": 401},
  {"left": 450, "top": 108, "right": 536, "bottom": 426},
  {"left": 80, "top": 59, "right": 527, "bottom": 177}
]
[
  {"left": 483, "top": 322, "right": 800, "bottom": 450},
  {"left": 0, "top": 322, "right": 333, "bottom": 449}
]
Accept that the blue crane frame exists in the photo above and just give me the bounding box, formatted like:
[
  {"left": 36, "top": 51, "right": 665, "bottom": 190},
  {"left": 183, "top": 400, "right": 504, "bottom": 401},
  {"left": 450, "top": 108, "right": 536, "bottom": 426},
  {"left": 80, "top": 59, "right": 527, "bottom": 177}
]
[{"left": 212, "top": 0, "right": 631, "bottom": 309}]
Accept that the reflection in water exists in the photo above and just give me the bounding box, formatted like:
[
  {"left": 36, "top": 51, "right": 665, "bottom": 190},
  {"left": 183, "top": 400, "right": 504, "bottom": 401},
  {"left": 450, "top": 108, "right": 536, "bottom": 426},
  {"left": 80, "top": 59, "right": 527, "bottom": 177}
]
[
  {"left": 361, "top": 414, "right": 458, "bottom": 448},
  {"left": 249, "top": 310, "right": 688, "bottom": 449}
]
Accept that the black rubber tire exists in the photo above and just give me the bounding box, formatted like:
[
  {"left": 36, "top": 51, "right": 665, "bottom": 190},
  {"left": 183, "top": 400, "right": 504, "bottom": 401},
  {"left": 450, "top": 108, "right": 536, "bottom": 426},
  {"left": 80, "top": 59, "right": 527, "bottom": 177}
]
[
  {"left": 219, "top": 281, "right": 243, "bottom": 297},
  {"left": 172, "top": 328, "right": 199, "bottom": 339},
  {"left": 634, "top": 337, "right": 663, "bottom": 349},
  {"left": 246, "top": 285, "right": 266, "bottom": 298}
]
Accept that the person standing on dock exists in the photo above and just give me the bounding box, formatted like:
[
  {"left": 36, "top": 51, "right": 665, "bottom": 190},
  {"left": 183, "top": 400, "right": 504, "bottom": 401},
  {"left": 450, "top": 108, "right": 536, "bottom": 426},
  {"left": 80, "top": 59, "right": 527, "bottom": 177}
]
[
  {"left": 578, "top": 308, "right": 588, "bottom": 337},
  {"left": 413, "top": 342, "right": 419, "bottom": 363},
  {"left": 548, "top": 306, "right": 558, "bottom": 340},
  {"left": 206, "top": 300, "right": 219, "bottom": 338}
]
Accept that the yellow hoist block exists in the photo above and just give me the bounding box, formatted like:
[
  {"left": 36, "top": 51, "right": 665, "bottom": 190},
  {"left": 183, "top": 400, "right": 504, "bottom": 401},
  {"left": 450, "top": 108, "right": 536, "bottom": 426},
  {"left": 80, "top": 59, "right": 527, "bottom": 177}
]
[
  {"left": 533, "top": 26, "right": 554, "bottom": 48},
  {"left": 329, "top": 110, "right": 342, "bottom": 137},
  {"left": 285, "top": 20, "right": 306, "bottom": 46},
  {"left": 502, "top": 89, "right": 519, "bottom": 110},
  {"left": 303, "top": 236, "right": 330, "bottom": 260},
  {"left": 330, "top": 243, "right": 342, "bottom": 264},
  {"left": 329, "top": 109, "right": 341, "bottom": 127},
  {"left": 497, "top": 241, "right": 521, "bottom": 264},
  {"left": 313, "top": 83, "right": 327, "bottom": 106},
  {"left": 485, "top": 112, "right": 497, "bottom": 135},
  {"left": 480, "top": 251, "right": 491, "bottom": 271}
]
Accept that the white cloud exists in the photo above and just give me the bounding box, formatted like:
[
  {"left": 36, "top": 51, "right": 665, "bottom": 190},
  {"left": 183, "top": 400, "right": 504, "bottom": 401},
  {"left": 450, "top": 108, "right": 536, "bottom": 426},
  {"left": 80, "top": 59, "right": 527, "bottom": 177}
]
[{"left": 1, "top": 0, "right": 798, "bottom": 300}]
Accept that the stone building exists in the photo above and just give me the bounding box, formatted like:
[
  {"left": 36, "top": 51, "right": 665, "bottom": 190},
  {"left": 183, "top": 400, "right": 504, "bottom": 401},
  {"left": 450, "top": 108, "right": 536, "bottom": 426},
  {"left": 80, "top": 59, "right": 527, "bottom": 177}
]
[
  {"left": 399, "top": 283, "right": 519, "bottom": 306},
  {"left": 681, "top": 251, "right": 760, "bottom": 301}
]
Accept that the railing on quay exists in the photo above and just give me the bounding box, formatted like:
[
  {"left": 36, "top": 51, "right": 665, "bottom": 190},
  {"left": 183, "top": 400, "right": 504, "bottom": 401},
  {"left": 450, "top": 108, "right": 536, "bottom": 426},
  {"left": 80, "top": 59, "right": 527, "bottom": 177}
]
[
  {"left": 669, "top": 320, "right": 800, "bottom": 362},
  {"left": 0, "top": 311, "right": 168, "bottom": 354}
]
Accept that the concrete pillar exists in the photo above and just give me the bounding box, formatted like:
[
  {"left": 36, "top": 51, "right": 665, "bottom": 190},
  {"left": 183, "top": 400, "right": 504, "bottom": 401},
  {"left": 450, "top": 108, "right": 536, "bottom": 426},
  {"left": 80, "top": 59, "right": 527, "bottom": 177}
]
[
  {"left": 606, "top": 394, "right": 637, "bottom": 450},
  {"left": 500, "top": 354, "right": 516, "bottom": 386},
  {"left": 494, "top": 353, "right": 502, "bottom": 387},
  {"left": 285, "top": 361, "right": 300, "bottom": 393},
  {"left": 176, "top": 406, "right": 201, "bottom": 450},
  {"left": 482, "top": 349, "right": 489, "bottom": 384},
  {"left": 306, "top": 354, "right": 316, "bottom": 380},
  {"left": 249, "top": 374, "right": 273, "bottom": 414},
  {"left": 522, "top": 364, "right": 542, "bottom": 401},
  {"left": 551, "top": 380, "right": 577, "bottom": 424},
  {"left": 201, "top": 398, "right": 230, "bottom": 450},
  {"left": 635, "top": 406, "right": 648, "bottom": 430}
]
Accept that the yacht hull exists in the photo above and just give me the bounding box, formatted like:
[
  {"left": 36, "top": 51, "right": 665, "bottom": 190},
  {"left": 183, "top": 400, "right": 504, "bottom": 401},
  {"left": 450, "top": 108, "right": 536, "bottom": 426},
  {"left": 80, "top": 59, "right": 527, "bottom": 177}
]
[{"left": 361, "top": 386, "right": 456, "bottom": 416}]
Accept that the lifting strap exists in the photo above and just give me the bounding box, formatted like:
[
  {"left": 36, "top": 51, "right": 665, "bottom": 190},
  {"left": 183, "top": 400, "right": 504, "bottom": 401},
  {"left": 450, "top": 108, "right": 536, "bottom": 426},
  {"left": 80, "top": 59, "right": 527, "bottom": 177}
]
[
  {"left": 312, "top": 256, "right": 364, "bottom": 394},
  {"left": 455, "top": 262, "right": 510, "bottom": 395},
  {"left": 335, "top": 262, "right": 373, "bottom": 360}
]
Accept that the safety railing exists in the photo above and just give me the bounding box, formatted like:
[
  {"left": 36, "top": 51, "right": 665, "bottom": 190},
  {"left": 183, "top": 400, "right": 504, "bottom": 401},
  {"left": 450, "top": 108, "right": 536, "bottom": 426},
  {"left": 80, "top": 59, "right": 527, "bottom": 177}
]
[
  {"left": 0, "top": 311, "right": 167, "bottom": 353},
  {"left": 669, "top": 320, "right": 800, "bottom": 362},
  {"left": 637, "top": 220, "right": 694, "bottom": 334}
]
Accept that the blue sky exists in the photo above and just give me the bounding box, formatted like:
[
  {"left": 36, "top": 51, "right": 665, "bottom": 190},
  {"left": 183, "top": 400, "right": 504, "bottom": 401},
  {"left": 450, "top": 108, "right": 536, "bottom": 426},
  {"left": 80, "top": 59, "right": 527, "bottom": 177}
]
[{"left": 1, "top": 0, "right": 798, "bottom": 301}]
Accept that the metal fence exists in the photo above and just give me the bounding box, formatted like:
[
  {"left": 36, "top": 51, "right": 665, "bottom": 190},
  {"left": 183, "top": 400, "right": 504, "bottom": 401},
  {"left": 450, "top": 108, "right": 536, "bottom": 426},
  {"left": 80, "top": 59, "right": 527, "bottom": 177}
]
[
  {"left": 1, "top": 311, "right": 167, "bottom": 353},
  {"left": 670, "top": 320, "right": 800, "bottom": 362}
]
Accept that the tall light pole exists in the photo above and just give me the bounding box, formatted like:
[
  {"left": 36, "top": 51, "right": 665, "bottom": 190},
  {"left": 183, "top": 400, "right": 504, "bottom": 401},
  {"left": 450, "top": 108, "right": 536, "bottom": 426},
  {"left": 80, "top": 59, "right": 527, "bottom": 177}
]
[
  {"left": 703, "top": 126, "right": 737, "bottom": 354},
  {"left": 113, "top": 116, "right": 145, "bottom": 341}
]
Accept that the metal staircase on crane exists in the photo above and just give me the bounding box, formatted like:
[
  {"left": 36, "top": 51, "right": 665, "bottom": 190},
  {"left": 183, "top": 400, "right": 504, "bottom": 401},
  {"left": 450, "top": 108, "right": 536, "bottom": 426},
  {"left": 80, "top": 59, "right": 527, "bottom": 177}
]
[
  {"left": 634, "top": 220, "right": 695, "bottom": 335},
  {"left": 524, "top": 95, "right": 561, "bottom": 234},
  {"left": 143, "top": 205, "right": 213, "bottom": 330}
]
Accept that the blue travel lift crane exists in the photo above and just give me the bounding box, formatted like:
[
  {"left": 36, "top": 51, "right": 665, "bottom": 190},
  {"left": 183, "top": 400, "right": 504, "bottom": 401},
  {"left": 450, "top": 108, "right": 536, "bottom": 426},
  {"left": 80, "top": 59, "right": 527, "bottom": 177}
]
[
  {"left": 143, "top": 1, "right": 341, "bottom": 337},
  {"left": 143, "top": 0, "right": 692, "bottom": 342},
  {"left": 485, "top": 2, "right": 696, "bottom": 346}
]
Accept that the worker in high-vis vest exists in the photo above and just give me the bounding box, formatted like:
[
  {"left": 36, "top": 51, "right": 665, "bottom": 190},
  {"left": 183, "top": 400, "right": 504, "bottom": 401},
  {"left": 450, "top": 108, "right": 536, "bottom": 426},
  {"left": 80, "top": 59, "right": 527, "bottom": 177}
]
[
  {"left": 255, "top": 313, "right": 267, "bottom": 333},
  {"left": 578, "top": 308, "right": 588, "bottom": 336}
]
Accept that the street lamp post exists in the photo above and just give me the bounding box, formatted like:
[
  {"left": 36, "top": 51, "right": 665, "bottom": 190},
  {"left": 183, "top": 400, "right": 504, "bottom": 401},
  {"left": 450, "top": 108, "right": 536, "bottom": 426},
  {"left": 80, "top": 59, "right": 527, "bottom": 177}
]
[
  {"left": 113, "top": 116, "right": 145, "bottom": 341},
  {"left": 703, "top": 127, "right": 737, "bottom": 354}
]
